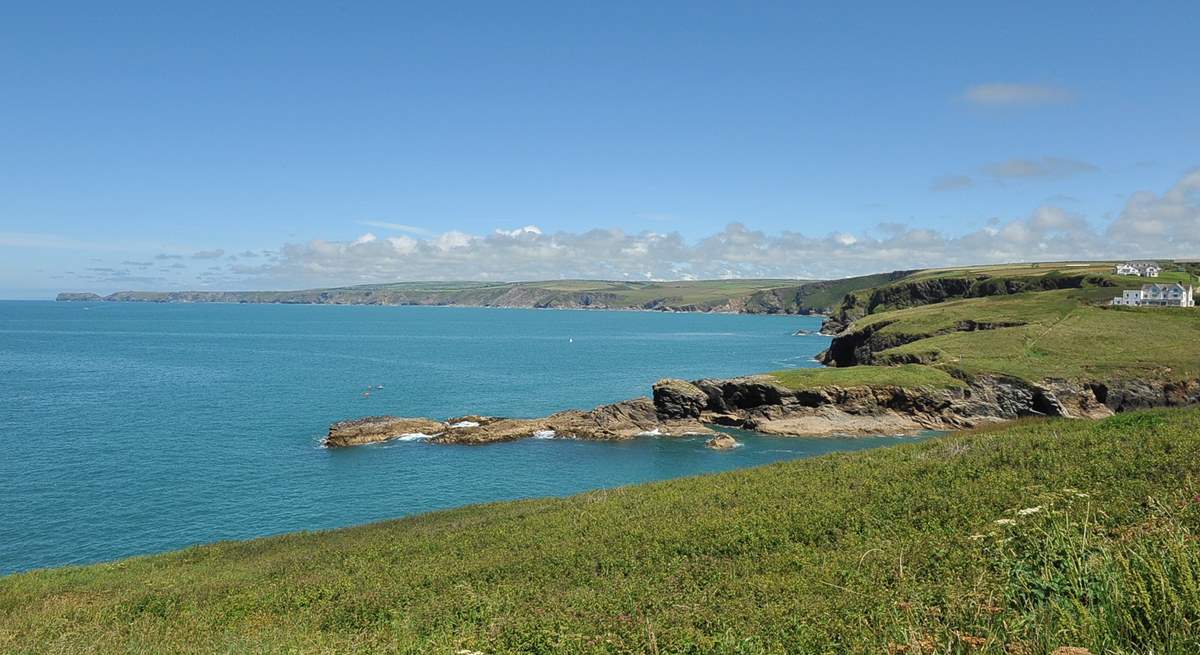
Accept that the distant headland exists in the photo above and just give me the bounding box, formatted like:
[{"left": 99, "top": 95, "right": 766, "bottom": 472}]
[{"left": 54, "top": 276, "right": 911, "bottom": 315}]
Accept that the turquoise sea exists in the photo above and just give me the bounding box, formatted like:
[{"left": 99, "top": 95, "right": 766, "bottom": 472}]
[{"left": 0, "top": 301, "right": 924, "bottom": 574}]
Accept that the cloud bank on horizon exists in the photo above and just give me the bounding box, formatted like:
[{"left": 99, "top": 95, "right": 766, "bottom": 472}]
[
  {"left": 9, "top": 167, "right": 1198, "bottom": 295},
  {"left": 84, "top": 168, "right": 1195, "bottom": 290}
]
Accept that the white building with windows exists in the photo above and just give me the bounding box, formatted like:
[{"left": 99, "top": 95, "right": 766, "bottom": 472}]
[
  {"left": 1111, "top": 283, "right": 1194, "bottom": 307},
  {"left": 1114, "top": 261, "right": 1162, "bottom": 277}
]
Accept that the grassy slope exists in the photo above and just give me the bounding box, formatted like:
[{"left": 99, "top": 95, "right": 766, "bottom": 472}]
[
  {"left": 826, "top": 262, "right": 1197, "bottom": 326},
  {"left": 788, "top": 271, "right": 914, "bottom": 311},
  {"left": 3, "top": 409, "right": 1200, "bottom": 653},
  {"left": 768, "top": 263, "right": 1200, "bottom": 389},
  {"left": 867, "top": 290, "right": 1200, "bottom": 382}
]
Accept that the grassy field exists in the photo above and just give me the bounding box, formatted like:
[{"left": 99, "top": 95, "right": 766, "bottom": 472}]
[
  {"left": 905, "top": 261, "right": 1196, "bottom": 286},
  {"left": 863, "top": 290, "right": 1200, "bottom": 382},
  {"left": 787, "top": 257, "right": 1200, "bottom": 389},
  {"left": 3, "top": 408, "right": 1199, "bottom": 653},
  {"left": 768, "top": 363, "right": 966, "bottom": 390},
  {"left": 821, "top": 261, "right": 1199, "bottom": 330}
]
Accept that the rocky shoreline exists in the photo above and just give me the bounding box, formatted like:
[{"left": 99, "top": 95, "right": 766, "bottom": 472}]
[{"left": 325, "top": 372, "right": 1200, "bottom": 448}]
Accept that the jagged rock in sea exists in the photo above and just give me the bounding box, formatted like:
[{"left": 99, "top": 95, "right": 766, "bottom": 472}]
[{"left": 705, "top": 434, "right": 739, "bottom": 449}]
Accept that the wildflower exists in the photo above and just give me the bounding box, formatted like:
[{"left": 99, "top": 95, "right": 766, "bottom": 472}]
[
  {"left": 1017, "top": 506, "right": 1042, "bottom": 516},
  {"left": 994, "top": 518, "right": 1016, "bottom": 526}
]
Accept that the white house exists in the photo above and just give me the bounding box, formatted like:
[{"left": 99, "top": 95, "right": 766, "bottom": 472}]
[
  {"left": 1111, "top": 283, "right": 1195, "bottom": 307},
  {"left": 1114, "top": 261, "right": 1162, "bottom": 277}
]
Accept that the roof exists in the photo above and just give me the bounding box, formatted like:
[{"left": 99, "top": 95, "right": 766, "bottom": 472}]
[{"left": 1141, "top": 283, "right": 1188, "bottom": 292}]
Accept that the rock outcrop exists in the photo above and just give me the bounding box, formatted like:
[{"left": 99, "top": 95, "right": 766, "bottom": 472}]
[
  {"left": 324, "top": 416, "right": 446, "bottom": 447},
  {"left": 705, "top": 434, "right": 739, "bottom": 449},
  {"left": 328, "top": 366, "right": 1200, "bottom": 447},
  {"left": 652, "top": 379, "right": 709, "bottom": 419},
  {"left": 645, "top": 372, "right": 1200, "bottom": 438},
  {"left": 323, "top": 398, "right": 715, "bottom": 447}
]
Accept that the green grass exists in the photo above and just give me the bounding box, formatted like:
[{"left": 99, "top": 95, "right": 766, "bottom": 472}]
[
  {"left": 4, "top": 408, "right": 1200, "bottom": 653},
  {"left": 767, "top": 363, "right": 966, "bottom": 390},
  {"left": 867, "top": 290, "right": 1200, "bottom": 382}
]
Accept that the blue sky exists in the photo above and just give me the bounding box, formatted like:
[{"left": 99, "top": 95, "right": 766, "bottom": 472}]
[{"left": 2, "top": 1, "right": 1198, "bottom": 297}]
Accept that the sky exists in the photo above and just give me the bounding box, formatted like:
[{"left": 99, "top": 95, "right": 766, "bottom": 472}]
[{"left": 2, "top": 1, "right": 1198, "bottom": 298}]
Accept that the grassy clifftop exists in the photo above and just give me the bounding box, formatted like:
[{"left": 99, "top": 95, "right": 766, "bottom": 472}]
[
  {"left": 2, "top": 408, "right": 1199, "bottom": 653},
  {"left": 822, "top": 261, "right": 1198, "bottom": 331},
  {"left": 808, "top": 288, "right": 1200, "bottom": 386}
]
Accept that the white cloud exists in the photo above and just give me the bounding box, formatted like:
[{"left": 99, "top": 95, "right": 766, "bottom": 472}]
[
  {"left": 495, "top": 225, "right": 543, "bottom": 237},
  {"left": 191, "top": 249, "right": 226, "bottom": 260},
  {"left": 433, "top": 231, "right": 474, "bottom": 250},
  {"left": 46, "top": 171, "right": 1200, "bottom": 292},
  {"left": 228, "top": 173, "right": 1199, "bottom": 287},
  {"left": 1107, "top": 169, "right": 1200, "bottom": 243},
  {"left": 962, "top": 83, "right": 1074, "bottom": 107}
]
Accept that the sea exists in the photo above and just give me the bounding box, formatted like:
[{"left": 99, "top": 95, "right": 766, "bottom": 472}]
[{"left": 0, "top": 301, "right": 926, "bottom": 574}]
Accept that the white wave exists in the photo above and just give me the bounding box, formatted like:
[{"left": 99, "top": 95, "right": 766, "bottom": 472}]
[
  {"left": 637, "top": 428, "right": 663, "bottom": 437},
  {"left": 396, "top": 432, "right": 433, "bottom": 441},
  {"left": 449, "top": 421, "right": 480, "bottom": 428},
  {"left": 532, "top": 430, "right": 557, "bottom": 439}
]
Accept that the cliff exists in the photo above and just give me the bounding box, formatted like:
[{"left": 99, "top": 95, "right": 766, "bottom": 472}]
[{"left": 655, "top": 374, "right": 1200, "bottom": 437}]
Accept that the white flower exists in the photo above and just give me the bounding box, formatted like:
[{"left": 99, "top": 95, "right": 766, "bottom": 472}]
[
  {"left": 1017, "top": 506, "right": 1042, "bottom": 516},
  {"left": 994, "top": 519, "right": 1016, "bottom": 526}
]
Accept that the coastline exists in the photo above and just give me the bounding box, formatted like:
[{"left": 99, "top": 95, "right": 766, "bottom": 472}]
[{"left": 55, "top": 296, "right": 829, "bottom": 317}]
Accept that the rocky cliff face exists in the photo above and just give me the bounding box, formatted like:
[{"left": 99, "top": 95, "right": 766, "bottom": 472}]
[{"left": 654, "top": 373, "right": 1200, "bottom": 438}]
